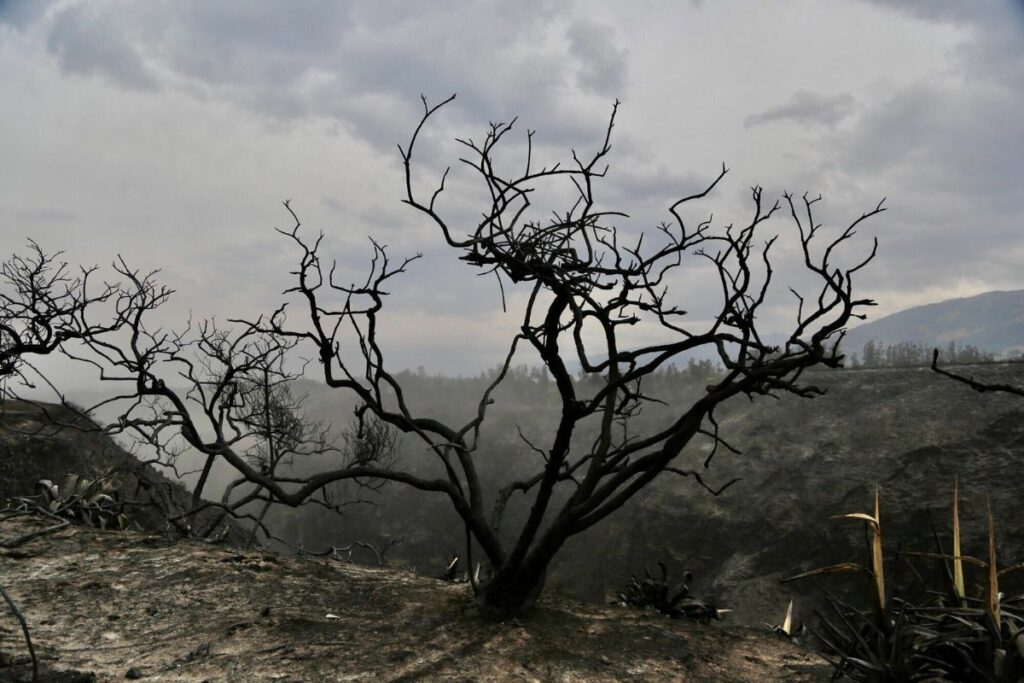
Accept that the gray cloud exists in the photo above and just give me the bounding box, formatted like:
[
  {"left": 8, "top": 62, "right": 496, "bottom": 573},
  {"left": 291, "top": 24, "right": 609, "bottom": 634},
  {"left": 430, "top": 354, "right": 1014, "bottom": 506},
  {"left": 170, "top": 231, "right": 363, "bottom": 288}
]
[
  {"left": 3, "top": 0, "right": 1023, "bottom": 375},
  {"left": 0, "top": 205, "right": 76, "bottom": 223},
  {"left": 24, "top": 0, "right": 613, "bottom": 153},
  {"left": 808, "top": 56, "right": 1023, "bottom": 320},
  {"left": 154, "top": 1, "right": 352, "bottom": 87},
  {"left": 46, "top": 3, "right": 157, "bottom": 90},
  {"left": 567, "top": 20, "right": 628, "bottom": 97},
  {"left": 858, "top": 0, "right": 1011, "bottom": 25},
  {"left": 0, "top": 0, "right": 57, "bottom": 29},
  {"left": 859, "top": 0, "right": 1024, "bottom": 90},
  {"left": 744, "top": 91, "right": 856, "bottom": 128},
  {"left": 839, "top": 83, "right": 1023, "bottom": 204}
]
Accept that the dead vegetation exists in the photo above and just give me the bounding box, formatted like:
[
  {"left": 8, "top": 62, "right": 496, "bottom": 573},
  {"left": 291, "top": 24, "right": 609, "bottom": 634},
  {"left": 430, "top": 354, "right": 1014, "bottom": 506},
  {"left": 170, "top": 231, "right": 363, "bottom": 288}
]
[
  {"left": 785, "top": 482, "right": 1024, "bottom": 681},
  {"left": 616, "top": 561, "right": 723, "bottom": 624},
  {"left": 0, "top": 515, "right": 829, "bottom": 682}
]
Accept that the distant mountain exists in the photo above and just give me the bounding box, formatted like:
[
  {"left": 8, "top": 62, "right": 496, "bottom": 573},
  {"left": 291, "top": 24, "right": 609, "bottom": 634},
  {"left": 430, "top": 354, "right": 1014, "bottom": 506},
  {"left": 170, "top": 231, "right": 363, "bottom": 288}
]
[{"left": 843, "top": 289, "right": 1024, "bottom": 357}]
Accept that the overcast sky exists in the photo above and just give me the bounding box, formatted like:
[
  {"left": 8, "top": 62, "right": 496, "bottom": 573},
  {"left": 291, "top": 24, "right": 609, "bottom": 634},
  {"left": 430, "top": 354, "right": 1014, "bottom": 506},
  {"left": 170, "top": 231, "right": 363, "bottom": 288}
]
[{"left": 2, "top": 0, "right": 1023, "bottom": 375}]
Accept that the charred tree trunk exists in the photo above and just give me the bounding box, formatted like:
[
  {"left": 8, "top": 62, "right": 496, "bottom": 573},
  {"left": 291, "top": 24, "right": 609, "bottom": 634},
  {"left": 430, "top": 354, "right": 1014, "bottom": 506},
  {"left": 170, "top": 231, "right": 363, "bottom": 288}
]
[
  {"left": 476, "top": 514, "right": 576, "bottom": 614},
  {"left": 478, "top": 552, "right": 554, "bottom": 615}
]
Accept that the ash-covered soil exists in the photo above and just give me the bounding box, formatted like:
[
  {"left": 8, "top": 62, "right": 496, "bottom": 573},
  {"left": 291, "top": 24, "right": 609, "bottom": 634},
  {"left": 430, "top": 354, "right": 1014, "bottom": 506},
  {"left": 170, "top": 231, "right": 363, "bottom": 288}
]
[{"left": 0, "top": 516, "right": 828, "bottom": 682}]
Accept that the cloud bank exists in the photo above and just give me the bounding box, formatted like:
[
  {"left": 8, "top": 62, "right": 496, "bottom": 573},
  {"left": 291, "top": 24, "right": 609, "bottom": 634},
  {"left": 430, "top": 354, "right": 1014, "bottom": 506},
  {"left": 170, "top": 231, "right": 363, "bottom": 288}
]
[{"left": 1, "top": 0, "right": 1022, "bottom": 375}]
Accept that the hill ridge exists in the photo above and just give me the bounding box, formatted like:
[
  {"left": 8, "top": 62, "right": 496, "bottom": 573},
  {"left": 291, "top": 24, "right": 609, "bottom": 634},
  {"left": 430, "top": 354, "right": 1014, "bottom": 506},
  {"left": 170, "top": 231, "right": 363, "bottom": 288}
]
[{"left": 844, "top": 288, "right": 1024, "bottom": 355}]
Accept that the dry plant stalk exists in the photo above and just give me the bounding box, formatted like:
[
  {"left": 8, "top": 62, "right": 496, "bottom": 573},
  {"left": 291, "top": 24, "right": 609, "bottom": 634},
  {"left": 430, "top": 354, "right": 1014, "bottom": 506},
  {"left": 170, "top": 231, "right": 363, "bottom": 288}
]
[
  {"left": 986, "top": 496, "right": 1001, "bottom": 631},
  {"left": 953, "top": 476, "right": 965, "bottom": 604}
]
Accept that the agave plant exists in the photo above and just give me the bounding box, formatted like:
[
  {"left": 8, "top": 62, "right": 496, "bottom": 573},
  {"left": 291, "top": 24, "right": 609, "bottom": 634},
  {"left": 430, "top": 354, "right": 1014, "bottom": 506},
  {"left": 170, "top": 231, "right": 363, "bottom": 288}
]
[
  {"left": 787, "top": 481, "right": 1024, "bottom": 682},
  {"left": 35, "top": 473, "right": 129, "bottom": 530},
  {"left": 905, "top": 491, "right": 1024, "bottom": 681},
  {"left": 617, "top": 561, "right": 724, "bottom": 623},
  {"left": 782, "top": 486, "right": 938, "bottom": 681},
  {"left": 784, "top": 486, "right": 887, "bottom": 616}
]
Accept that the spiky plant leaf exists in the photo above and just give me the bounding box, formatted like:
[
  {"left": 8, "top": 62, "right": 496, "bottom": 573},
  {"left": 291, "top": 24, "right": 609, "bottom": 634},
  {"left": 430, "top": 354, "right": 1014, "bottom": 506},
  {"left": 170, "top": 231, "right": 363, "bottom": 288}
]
[
  {"left": 792, "top": 486, "right": 1024, "bottom": 682},
  {"left": 834, "top": 512, "right": 879, "bottom": 528},
  {"left": 1009, "top": 622, "right": 1024, "bottom": 660},
  {"left": 998, "top": 562, "right": 1024, "bottom": 578},
  {"left": 904, "top": 550, "right": 987, "bottom": 568},
  {"left": 986, "top": 497, "right": 1001, "bottom": 632},
  {"left": 953, "top": 477, "right": 965, "bottom": 604},
  {"left": 782, "top": 598, "right": 794, "bottom": 636},
  {"left": 870, "top": 486, "right": 886, "bottom": 622},
  {"left": 86, "top": 493, "right": 114, "bottom": 507},
  {"left": 781, "top": 562, "right": 865, "bottom": 583},
  {"left": 62, "top": 474, "right": 80, "bottom": 498},
  {"left": 36, "top": 479, "right": 57, "bottom": 502}
]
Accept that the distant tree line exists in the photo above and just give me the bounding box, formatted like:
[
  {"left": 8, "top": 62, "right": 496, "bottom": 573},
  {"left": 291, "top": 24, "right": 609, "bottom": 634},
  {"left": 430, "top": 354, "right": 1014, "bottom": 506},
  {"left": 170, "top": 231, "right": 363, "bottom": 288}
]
[
  {"left": 847, "top": 340, "right": 996, "bottom": 369},
  {"left": 401, "top": 358, "right": 724, "bottom": 388}
]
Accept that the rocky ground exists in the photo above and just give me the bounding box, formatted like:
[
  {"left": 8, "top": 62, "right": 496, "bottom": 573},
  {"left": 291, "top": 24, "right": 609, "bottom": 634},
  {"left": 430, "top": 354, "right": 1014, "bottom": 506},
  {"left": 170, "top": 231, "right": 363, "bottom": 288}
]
[{"left": 0, "top": 516, "right": 829, "bottom": 682}]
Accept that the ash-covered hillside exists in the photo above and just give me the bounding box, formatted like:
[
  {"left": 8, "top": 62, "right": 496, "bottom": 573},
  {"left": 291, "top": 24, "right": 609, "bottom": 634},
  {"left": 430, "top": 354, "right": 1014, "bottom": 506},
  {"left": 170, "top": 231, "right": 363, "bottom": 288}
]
[
  {"left": 0, "top": 400, "right": 231, "bottom": 537},
  {"left": 263, "top": 362, "right": 1024, "bottom": 626},
  {"left": 11, "top": 361, "right": 1024, "bottom": 630}
]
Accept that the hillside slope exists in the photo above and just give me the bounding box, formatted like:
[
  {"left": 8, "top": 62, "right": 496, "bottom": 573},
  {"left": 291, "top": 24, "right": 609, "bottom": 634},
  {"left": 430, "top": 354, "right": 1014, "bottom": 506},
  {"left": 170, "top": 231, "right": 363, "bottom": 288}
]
[
  {"left": 0, "top": 401, "right": 130, "bottom": 504},
  {"left": 0, "top": 516, "right": 828, "bottom": 682},
  {"left": 640, "top": 363, "right": 1024, "bottom": 625},
  {"left": 0, "top": 400, "right": 231, "bottom": 537},
  {"left": 269, "top": 363, "right": 1024, "bottom": 628}
]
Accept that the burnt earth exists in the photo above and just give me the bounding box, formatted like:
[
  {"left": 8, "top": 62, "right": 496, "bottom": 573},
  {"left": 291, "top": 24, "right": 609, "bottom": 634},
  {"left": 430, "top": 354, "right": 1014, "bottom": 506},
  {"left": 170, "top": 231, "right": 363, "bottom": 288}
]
[{"left": 0, "top": 516, "right": 829, "bottom": 682}]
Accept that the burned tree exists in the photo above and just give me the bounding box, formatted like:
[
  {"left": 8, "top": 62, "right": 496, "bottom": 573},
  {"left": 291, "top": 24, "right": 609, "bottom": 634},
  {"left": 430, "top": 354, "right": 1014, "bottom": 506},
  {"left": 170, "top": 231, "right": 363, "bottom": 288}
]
[
  {"left": 62, "top": 95, "right": 882, "bottom": 613},
  {"left": 0, "top": 243, "right": 127, "bottom": 683},
  {"left": 244, "top": 95, "right": 883, "bottom": 612},
  {"left": 0, "top": 246, "right": 379, "bottom": 539},
  {"left": 1, "top": 242, "right": 119, "bottom": 390},
  {"left": 65, "top": 272, "right": 391, "bottom": 539}
]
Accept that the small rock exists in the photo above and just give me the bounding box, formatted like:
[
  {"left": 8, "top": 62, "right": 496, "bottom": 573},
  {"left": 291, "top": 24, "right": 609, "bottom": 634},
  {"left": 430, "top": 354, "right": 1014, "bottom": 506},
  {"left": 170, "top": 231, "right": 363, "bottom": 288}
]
[
  {"left": 125, "top": 667, "right": 144, "bottom": 679},
  {"left": 600, "top": 655, "right": 612, "bottom": 666},
  {"left": 227, "top": 621, "right": 253, "bottom": 635}
]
